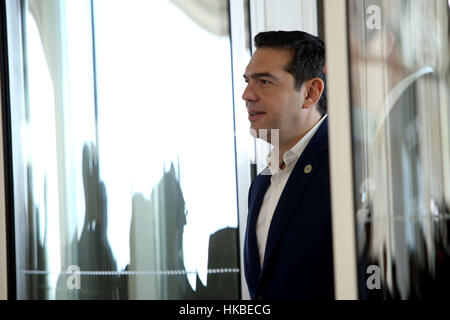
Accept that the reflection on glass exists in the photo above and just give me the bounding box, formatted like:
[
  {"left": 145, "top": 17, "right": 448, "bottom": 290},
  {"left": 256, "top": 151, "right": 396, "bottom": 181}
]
[
  {"left": 348, "top": 0, "right": 450, "bottom": 299},
  {"left": 12, "top": 0, "right": 242, "bottom": 299}
]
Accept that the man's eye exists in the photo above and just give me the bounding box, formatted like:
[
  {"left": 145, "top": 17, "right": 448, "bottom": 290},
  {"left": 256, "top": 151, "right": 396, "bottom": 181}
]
[{"left": 260, "top": 79, "right": 271, "bottom": 85}]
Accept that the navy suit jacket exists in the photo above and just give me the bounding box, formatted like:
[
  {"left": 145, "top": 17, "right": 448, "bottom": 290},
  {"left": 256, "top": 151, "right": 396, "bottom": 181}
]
[{"left": 244, "top": 118, "right": 334, "bottom": 300}]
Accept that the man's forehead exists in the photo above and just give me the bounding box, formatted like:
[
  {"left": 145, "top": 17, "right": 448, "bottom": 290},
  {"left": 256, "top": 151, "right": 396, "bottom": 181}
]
[{"left": 245, "top": 47, "right": 293, "bottom": 73}]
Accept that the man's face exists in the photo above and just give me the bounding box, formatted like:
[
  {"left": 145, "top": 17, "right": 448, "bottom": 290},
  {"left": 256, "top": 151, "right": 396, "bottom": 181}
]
[{"left": 242, "top": 47, "right": 306, "bottom": 140}]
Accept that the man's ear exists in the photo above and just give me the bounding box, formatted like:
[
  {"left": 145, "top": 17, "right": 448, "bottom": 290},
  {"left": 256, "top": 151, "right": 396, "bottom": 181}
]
[{"left": 302, "top": 78, "right": 324, "bottom": 109}]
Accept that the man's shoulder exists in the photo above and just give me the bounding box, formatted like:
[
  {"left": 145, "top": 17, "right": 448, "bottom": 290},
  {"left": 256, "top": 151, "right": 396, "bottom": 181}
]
[
  {"left": 309, "top": 115, "right": 329, "bottom": 152},
  {"left": 249, "top": 169, "right": 270, "bottom": 195},
  {"left": 251, "top": 171, "right": 267, "bottom": 187}
]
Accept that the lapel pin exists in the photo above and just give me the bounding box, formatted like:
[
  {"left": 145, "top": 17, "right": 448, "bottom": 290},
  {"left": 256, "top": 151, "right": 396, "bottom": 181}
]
[{"left": 304, "top": 164, "right": 312, "bottom": 174}]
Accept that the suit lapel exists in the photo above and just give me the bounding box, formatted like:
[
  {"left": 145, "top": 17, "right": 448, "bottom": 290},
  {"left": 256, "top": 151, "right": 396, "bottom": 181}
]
[
  {"left": 259, "top": 119, "right": 329, "bottom": 276},
  {"left": 246, "top": 174, "right": 271, "bottom": 280}
]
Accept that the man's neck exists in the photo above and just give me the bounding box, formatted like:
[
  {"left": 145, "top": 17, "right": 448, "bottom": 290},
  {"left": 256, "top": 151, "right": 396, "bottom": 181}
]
[
  {"left": 278, "top": 134, "right": 306, "bottom": 166},
  {"left": 277, "top": 114, "right": 324, "bottom": 166}
]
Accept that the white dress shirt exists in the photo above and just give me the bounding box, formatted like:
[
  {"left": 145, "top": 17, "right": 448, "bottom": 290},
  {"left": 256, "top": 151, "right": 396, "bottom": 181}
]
[{"left": 256, "top": 114, "right": 328, "bottom": 266}]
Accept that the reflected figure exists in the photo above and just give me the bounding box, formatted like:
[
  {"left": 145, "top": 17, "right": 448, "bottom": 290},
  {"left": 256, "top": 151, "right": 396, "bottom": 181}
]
[
  {"left": 127, "top": 162, "right": 195, "bottom": 299},
  {"left": 154, "top": 163, "right": 192, "bottom": 299},
  {"left": 77, "top": 142, "right": 118, "bottom": 299},
  {"left": 56, "top": 143, "right": 119, "bottom": 299},
  {"left": 55, "top": 153, "right": 240, "bottom": 300},
  {"left": 126, "top": 162, "right": 240, "bottom": 299},
  {"left": 196, "top": 227, "right": 240, "bottom": 300},
  {"left": 25, "top": 166, "right": 50, "bottom": 299}
]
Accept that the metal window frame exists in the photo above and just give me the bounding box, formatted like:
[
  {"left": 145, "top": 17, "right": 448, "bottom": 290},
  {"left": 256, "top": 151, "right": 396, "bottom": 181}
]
[
  {"left": 2, "top": 0, "right": 253, "bottom": 301},
  {"left": 0, "top": 42, "right": 9, "bottom": 300},
  {"left": 229, "top": 0, "right": 252, "bottom": 301},
  {"left": 0, "top": 0, "right": 22, "bottom": 301},
  {"left": 324, "top": 0, "right": 358, "bottom": 300}
]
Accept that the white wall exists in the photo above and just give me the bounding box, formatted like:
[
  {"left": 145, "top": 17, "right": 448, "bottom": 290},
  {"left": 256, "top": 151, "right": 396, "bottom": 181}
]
[{"left": 250, "top": 0, "right": 318, "bottom": 50}]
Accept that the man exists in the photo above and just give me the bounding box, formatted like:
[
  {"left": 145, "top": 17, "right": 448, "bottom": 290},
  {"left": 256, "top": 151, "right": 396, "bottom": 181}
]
[{"left": 242, "top": 31, "right": 334, "bottom": 300}]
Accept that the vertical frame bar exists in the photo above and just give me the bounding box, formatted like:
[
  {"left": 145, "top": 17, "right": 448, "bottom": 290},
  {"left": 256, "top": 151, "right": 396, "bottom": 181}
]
[
  {"left": 0, "top": 0, "right": 9, "bottom": 300},
  {"left": 0, "top": 0, "right": 18, "bottom": 300},
  {"left": 324, "top": 0, "right": 358, "bottom": 300},
  {"left": 229, "top": 0, "right": 252, "bottom": 301},
  {"left": 2, "top": 0, "right": 27, "bottom": 300},
  {"left": 0, "top": 85, "right": 8, "bottom": 300},
  {"left": 1, "top": 0, "right": 30, "bottom": 300}
]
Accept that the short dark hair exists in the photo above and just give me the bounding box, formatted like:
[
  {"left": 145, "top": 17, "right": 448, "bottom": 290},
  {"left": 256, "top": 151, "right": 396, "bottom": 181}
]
[{"left": 254, "top": 31, "right": 327, "bottom": 115}]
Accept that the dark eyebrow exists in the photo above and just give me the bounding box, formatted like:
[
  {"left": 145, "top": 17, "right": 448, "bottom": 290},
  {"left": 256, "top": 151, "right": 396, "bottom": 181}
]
[{"left": 243, "top": 72, "right": 280, "bottom": 82}]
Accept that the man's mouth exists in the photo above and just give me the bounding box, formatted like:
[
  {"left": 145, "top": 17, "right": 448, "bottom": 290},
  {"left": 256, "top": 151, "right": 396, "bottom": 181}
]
[{"left": 248, "top": 112, "right": 266, "bottom": 121}]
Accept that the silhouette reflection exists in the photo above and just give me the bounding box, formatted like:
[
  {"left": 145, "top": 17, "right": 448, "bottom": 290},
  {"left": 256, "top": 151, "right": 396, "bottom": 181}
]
[
  {"left": 25, "top": 166, "right": 49, "bottom": 299},
  {"left": 125, "top": 162, "right": 240, "bottom": 299},
  {"left": 196, "top": 227, "right": 240, "bottom": 300},
  {"left": 127, "top": 163, "right": 195, "bottom": 299},
  {"left": 56, "top": 143, "right": 119, "bottom": 299},
  {"left": 56, "top": 148, "right": 239, "bottom": 299}
]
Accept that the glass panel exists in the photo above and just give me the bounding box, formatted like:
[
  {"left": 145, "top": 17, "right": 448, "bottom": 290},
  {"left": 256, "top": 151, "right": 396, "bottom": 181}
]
[
  {"left": 11, "top": 0, "right": 242, "bottom": 299},
  {"left": 348, "top": 0, "right": 450, "bottom": 299}
]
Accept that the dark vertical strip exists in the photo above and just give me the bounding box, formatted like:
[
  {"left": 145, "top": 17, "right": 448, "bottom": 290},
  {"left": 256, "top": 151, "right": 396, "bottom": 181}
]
[
  {"left": 227, "top": 0, "right": 242, "bottom": 300},
  {"left": 345, "top": 0, "right": 361, "bottom": 300},
  {"left": 90, "top": 0, "right": 100, "bottom": 152},
  {"left": 317, "top": 0, "right": 325, "bottom": 39},
  {"left": 0, "top": 0, "right": 17, "bottom": 300},
  {"left": 247, "top": 0, "right": 253, "bottom": 53},
  {"left": 246, "top": 0, "right": 257, "bottom": 181}
]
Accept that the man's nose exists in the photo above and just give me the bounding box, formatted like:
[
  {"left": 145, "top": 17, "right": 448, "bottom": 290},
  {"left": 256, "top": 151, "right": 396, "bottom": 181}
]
[{"left": 242, "top": 84, "right": 257, "bottom": 102}]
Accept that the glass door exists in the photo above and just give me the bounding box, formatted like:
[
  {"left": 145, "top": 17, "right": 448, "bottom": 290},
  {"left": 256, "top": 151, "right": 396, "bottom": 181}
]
[
  {"left": 3, "top": 0, "right": 250, "bottom": 300},
  {"left": 327, "top": 0, "right": 450, "bottom": 300},
  {"left": 348, "top": 0, "right": 450, "bottom": 299}
]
